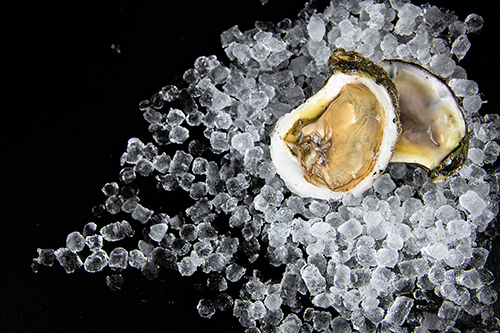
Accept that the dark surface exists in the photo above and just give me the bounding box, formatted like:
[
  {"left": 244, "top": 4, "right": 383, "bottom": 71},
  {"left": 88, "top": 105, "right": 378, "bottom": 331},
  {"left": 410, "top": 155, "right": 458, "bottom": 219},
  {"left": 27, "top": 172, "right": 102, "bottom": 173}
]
[{"left": 2, "top": 1, "right": 499, "bottom": 332}]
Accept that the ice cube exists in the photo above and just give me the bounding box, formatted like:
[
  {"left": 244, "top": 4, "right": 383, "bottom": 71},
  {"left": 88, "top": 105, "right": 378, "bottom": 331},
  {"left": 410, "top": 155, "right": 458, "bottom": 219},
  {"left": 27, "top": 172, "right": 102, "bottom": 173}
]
[
  {"left": 451, "top": 35, "right": 471, "bottom": 61},
  {"left": 334, "top": 264, "right": 351, "bottom": 288},
  {"left": 84, "top": 249, "right": 109, "bottom": 273},
  {"left": 249, "top": 300, "right": 266, "bottom": 320},
  {"left": 166, "top": 108, "right": 186, "bottom": 126},
  {"left": 430, "top": 54, "right": 456, "bottom": 78},
  {"left": 300, "top": 264, "right": 326, "bottom": 296},
  {"left": 149, "top": 223, "right": 168, "bottom": 242},
  {"left": 449, "top": 79, "right": 479, "bottom": 97},
  {"left": 478, "top": 286, "right": 498, "bottom": 305},
  {"left": 456, "top": 268, "right": 483, "bottom": 289},
  {"left": 330, "top": 317, "right": 352, "bottom": 333},
  {"left": 54, "top": 248, "right": 83, "bottom": 274},
  {"left": 197, "top": 299, "right": 216, "bottom": 319},
  {"left": 249, "top": 91, "right": 269, "bottom": 110},
  {"left": 383, "top": 296, "right": 414, "bottom": 326},
  {"left": 66, "top": 231, "right": 86, "bottom": 253},
  {"left": 109, "top": 247, "right": 128, "bottom": 271},
  {"left": 231, "top": 132, "right": 254, "bottom": 153},
  {"left": 398, "top": 259, "right": 430, "bottom": 278},
  {"left": 465, "top": 13, "right": 484, "bottom": 33},
  {"left": 132, "top": 204, "right": 153, "bottom": 224},
  {"left": 437, "top": 300, "right": 460, "bottom": 321},
  {"left": 307, "top": 15, "right": 325, "bottom": 42},
  {"left": 376, "top": 248, "right": 399, "bottom": 268},
  {"left": 373, "top": 174, "right": 396, "bottom": 196},
  {"left": 210, "top": 131, "right": 230, "bottom": 153},
  {"left": 459, "top": 190, "right": 487, "bottom": 217},
  {"left": 226, "top": 263, "right": 246, "bottom": 282},
  {"left": 106, "top": 274, "right": 125, "bottom": 291},
  {"left": 169, "top": 126, "right": 190, "bottom": 144},
  {"left": 338, "top": 218, "right": 362, "bottom": 241}
]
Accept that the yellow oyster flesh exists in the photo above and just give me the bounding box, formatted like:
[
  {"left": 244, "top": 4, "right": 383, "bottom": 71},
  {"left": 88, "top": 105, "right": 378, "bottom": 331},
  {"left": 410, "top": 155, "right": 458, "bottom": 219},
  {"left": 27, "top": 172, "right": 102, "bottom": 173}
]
[
  {"left": 270, "top": 49, "right": 400, "bottom": 200},
  {"left": 382, "top": 60, "right": 468, "bottom": 181},
  {"left": 283, "top": 83, "right": 385, "bottom": 192}
]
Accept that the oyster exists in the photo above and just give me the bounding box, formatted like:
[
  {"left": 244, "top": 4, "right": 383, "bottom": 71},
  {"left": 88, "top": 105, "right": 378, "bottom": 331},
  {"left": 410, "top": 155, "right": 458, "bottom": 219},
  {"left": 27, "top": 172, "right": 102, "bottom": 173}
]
[
  {"left": 270, "top": 49, "right": 400, "bottom": 200},
  {"left": 382, "top": 60, "right": 468, "bottom": 181}
]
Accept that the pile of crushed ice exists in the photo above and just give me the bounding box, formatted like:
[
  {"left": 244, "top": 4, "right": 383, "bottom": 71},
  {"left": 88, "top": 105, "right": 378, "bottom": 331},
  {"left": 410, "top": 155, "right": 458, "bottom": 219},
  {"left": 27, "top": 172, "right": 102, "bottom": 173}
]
[{"left": 33, "top": 0, "right": 500, "bottom": 332}]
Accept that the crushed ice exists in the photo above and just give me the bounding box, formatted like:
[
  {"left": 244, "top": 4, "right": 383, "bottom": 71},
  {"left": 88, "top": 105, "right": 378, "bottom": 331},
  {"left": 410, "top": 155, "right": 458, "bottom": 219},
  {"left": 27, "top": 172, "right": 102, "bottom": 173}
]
[{"left": 33, "top": 0, "right": 500, "bottom": 332}]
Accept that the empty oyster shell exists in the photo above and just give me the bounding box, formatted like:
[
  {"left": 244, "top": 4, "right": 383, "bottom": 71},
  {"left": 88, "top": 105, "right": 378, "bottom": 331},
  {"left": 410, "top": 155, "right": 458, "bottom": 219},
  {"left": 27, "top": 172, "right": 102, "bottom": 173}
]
[
  {"left": 382, "top": 60, "right": 468, "bottom": 181},
  {"left": 270, "top": 49, "right": 400, "bottom": 200}
]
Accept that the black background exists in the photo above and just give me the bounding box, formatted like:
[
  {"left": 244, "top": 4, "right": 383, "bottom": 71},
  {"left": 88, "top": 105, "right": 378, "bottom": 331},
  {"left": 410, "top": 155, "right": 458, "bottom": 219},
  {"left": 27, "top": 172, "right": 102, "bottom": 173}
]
[{"left": 2, "top": 1, "right": 499, "bottom": 332}]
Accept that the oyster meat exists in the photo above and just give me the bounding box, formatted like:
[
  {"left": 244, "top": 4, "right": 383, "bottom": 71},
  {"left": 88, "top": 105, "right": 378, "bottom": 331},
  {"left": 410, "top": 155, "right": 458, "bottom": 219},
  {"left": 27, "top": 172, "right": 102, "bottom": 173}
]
[
  {"left": 382, "top": 60, "right": 468, "bottom": 181},
  {"left": 270, "top": 49, "right": 400, "bottom": 200}
]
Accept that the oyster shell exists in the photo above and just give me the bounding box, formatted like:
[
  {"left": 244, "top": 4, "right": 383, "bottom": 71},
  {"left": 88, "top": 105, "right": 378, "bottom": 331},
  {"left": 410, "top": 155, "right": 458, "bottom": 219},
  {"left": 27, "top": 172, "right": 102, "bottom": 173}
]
[
  {"left": 270, "top": 49, "right": 400, "bottom": 199},
  {"left": 382, "top": 60, "right": 468, "bottom": 181}
]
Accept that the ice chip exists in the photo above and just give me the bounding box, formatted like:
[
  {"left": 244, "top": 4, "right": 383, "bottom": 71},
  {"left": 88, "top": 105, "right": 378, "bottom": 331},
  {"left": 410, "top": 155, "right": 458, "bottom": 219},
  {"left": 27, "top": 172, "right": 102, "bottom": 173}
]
[
  {"left": 100, "top": 222, "right": 127, "bottom": 242},
  {"left": 55, "top": 248, "right": 83, "bottom": 274},
  {"left": 231, "top": 132, "right": 254, "bottom": 153},
  {"left": 444, "top": 248, "right": 465, "bottom": 268},
  {"left": 300, "top": 264, "right": 326, "bottom": 296},
  {"left": 465, "top": 13, "right": 484, "bottom": 34},
  {"left": 338, "top": 218, "right": 362, "bottom": 241},
  {"left": 484, "top": 141, "right": 500, "bottom": 164},
  {"left": 278, "top": 314, "right": 301, "bottom": 333},
  {"left": 312, "top": 311, "right": 332, "bottom": 331},
  {"left": 249, "top": 300, "right": 266, "bottom": 320},
  {"left": 169, "top": 150, "right": 193, "bottom": 175},
  {"left": 84, "top": 250, "right": 109, "bottom": 273},
  {"left": 456, "top": 268, "right": 483, "bottom": 289},
  {"left": 214, "top": 112, "right": 232, "bottom": 130},
  {"left": 310, "top": 222, "right": 335, "bottom": 240},
  {"left": 330, "top": 317, "right": 352, "bottom": 333},
  {"left": 66, "top": 231, "right": 86, "bottom": 253},
  {"left": 108, "top": 247, "right": 128, "bottom": 271},
  {"left": 437, "top": 300, "right": 460, "bottom": 321},
  {"left": 334, "top": 264, "right": 351, "bottom": 288},
  {"left": 435, "top": 204, "right": 458, "bottom": 223},
  {"left": 177, "top": 257, "right": 197, "bottom": 277},
  {"left": 430, "top": 54, "right": 456, "bottom": 78},
  {"left": 449, "top": 79, "right": 479, "bottom": 97},
  {"left": 106, "top": 274, "right": 125, "bottom": 291},
  {"left": 169, "top": 126, "right": 189, "bottom": 144},
  {"left": 249, "top": 91, "right": 269, "bottom": 110},
  {"left": 166, "top": 108, "right": 185, "bottom": 126},
  {"left": 127, "top": 249, "right": 147, "bottom": 270},
  {"left": 459, "top": 190, "right": 487, "bottom": 217},
  {"left": 307, "top": 15, "right": 325, "bottom": 42},
  {"left": 149, "top": 223, "right": 168, "bottom": 242},
  {"left": 373, "top": 174, "right": 396, "bottom": 196},
  {"left": 344, "top": 289, "right": 363, "bottom": 311},
  {"left": 422, "top": 243, "right": 449, "bottom": 260},
  {"left": 376, "top": 248, "right": 399, "bottom": 268},
  {"left": 462, "top": 94, "right": 482, "bottom": 113},
  {"left": 383, "top": 296, "right": 414, "bottom": 326},
  {"left": 446, "top": 219, "right": 471, "bottom": 240},
  {"left": 210, "top": 131, "right": 230, "bottom": 153},
  {"left": 311, "top": 292, "right": 333, "bottom": 309},
  {"left": 451, "top": 35, "right": 471, "bottom": 61},
  {"left": 226, "top": 263, "right": 246, "bottom": 282},
  {"left": 131, "top": 204, "right": 153, "bottom": 223},
  {"left": 478, "top": 286, "right": 498, "bottom": 305},
  {"left": 197, "top": 299, "right": 216, "bottom": 319}
]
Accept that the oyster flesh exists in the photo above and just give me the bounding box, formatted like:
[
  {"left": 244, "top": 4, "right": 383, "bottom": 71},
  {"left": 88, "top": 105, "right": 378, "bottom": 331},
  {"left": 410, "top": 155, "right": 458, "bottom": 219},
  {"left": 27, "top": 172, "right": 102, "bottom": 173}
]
[
  {"left": 270, "top": 49, "right": 400, "bottom": 200},
  {"left": 382, "top": 60, "right": 468, "bottom": 181}
]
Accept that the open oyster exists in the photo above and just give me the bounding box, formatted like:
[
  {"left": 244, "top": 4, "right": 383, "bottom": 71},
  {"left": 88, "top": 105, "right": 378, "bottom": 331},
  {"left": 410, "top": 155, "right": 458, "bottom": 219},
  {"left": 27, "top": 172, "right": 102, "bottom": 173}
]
[
  {"left": 382, "top": 60, "right": 468, "bottom": 181},
  {"left": 270, "top": 49, "right": 400, "bottom": 200}
]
